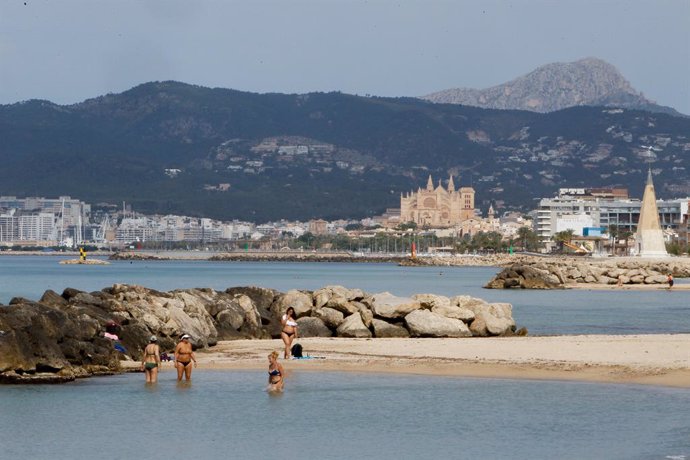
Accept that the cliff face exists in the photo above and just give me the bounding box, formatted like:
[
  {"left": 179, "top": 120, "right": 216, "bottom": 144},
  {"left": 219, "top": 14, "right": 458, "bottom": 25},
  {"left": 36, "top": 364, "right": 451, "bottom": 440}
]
[{"left": 422, "top": 58, "right": 681, "bottom": 116}]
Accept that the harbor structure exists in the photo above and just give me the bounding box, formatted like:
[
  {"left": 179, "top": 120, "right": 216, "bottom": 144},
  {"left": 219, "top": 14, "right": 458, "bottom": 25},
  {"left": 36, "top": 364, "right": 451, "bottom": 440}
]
[{"left": 635, "top": 169, "right": 668, "bottom": 257}]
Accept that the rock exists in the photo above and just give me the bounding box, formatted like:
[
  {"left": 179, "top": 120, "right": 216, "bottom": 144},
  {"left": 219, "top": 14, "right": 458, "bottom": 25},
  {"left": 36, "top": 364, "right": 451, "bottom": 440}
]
[
  {"left": 272, "top": 290, "right": 313, "bottom": 318},
  {"left": 645, "top": 275, "right": 667, "bottom": 284},
  {"left": 404, "top": 310, "right": 471, "bottom": 337},
  {"left": 297, "top": 317, "right": 332, "bottom": 337},
  {"left": 225, "top": 286, "right": 278, "bottom": 326},
  {"left": 312, "top": 287, "right": 332, "bottom": 309},
  {"left": 336, "top": 313, "right": 372, "bottom": 338},
  {"left": 216, "top": 308, "right": 244, "bottom": 332},
  {"left": 325, "top": 296, "right": 359, "bottom": 315},
  {"left": 450, "top": 295, "right": 487, "bottom": 311},
  {"left": 371, "top": 319, "right": 410, "bottom": 338},
  {"left": 314, "top": 307, "right": 344, "bottom": 329},
  {"left": 412, "top": 294, "right": 451, "bottom": 309},
  {"left": 39, "top": 290, "right": 68, "bottom": 306},
  {"left": 467, "top": 303, "right": 515, "bottom": 337},
  {"left": 630, "top": 274, "right": 645, "bottom": 284},
  {"left": 354, "top": 302, "right": 374, "bottom": 328},
  {"left": 431, "top": 305, "right": 475, "bottom": 322},
  {"left": 71, "top": 292, "right": 106, "bottom": 307},
  {"left": 371, "top": 292, "right": 422, "bottom": 319}
]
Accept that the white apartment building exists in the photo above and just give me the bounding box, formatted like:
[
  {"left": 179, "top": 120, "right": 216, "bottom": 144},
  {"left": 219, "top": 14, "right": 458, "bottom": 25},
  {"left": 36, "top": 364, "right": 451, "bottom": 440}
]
[
  {"left": 116, "top": 217, "right": 160, "bottom": 243},
  {"left": 0, "top": 210, "right": 57, "bottom": 243},
  {"left": 0, "top": 196, "right": 90, "bottom": 228},
  {"left": 537, "top": 194, "right": 689, "bottom": 240}
]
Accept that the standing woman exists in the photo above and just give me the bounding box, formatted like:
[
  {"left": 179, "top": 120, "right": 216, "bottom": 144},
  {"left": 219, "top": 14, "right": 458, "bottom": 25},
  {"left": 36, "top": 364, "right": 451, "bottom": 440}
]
[
  {"left": 174, "top": 334, "right": 197, "bottom": 381},
  {"left": 281, "top": 307, "right": 298, "bottom": 359},
  {"left": 141, "top": 336, "right": 161, "bottom": 383},
  {"left": 267, "top": 351, "right": 285, "bottom": 392}
]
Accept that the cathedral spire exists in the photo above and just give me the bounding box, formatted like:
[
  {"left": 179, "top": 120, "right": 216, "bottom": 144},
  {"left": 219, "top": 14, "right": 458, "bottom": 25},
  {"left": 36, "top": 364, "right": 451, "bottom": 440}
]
[
  {"left": 447, "top": 175, "right": 455, "bottom": 192},
  {"left": 426, "top": 175, "right": 434, "bottom": 191}
]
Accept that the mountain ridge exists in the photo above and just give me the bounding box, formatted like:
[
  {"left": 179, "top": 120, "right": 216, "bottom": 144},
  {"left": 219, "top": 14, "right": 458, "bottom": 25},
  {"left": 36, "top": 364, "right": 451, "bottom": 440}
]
[
  {"left": 1, "top": 81, "right": 689, "bottom": 222},
  {"left": 421, "top": 58, "right": 683, "bottom": 117}
]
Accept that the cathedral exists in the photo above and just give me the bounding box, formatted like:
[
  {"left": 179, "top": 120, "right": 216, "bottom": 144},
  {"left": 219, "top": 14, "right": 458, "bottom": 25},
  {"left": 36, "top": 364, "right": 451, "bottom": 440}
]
[{"left": 400, "top": 175, "right": 476, "bottom": 228}]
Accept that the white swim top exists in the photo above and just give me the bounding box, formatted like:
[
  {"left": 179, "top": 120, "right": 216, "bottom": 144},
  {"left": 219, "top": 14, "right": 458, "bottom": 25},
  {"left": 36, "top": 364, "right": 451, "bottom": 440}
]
[{"left": 282, "top": 314, "right": 298, "bottom": 327}]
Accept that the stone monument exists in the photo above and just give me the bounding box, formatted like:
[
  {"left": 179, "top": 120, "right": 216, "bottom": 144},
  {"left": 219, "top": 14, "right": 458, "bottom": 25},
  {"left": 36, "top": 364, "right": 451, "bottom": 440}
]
[{"left": 635, "top": 168, "right": 668, "bottom": 257}]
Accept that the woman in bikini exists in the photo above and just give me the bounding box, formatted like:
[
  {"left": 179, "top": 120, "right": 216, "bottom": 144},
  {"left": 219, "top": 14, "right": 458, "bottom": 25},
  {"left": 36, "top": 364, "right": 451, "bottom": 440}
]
[
  {"left": 141, "top": 335, "right": 161, "bottom": 383},
  {"left": 174, "top": 334, "right": 197, "bottom": 381},
  {"left": 281, "top": 307, "right": 298, "bottom": 359},
  {"left": 267, "top": 351, "right": 285, "bottom": 392}
]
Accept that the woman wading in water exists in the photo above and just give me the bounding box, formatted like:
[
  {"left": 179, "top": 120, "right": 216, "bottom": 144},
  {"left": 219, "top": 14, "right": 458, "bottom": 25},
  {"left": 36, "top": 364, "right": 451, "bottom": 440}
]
[
  {"left": 174, "top": 334, "right": 197, "bottom": 381},
  {"left": 281, "top": 307, "right": 298, "bottom": 359},
  {"left": 267, "top": 351, "right": 285, "bottom": 392},
  {"left": 141, "top": 336, "right": 161, "bottom": 383}
]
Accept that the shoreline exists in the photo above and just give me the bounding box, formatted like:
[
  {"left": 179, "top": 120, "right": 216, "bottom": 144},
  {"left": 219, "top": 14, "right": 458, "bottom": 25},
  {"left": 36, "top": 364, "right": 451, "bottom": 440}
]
[{"left": 127, "top": 335, "right": 690, "bottom": 388}]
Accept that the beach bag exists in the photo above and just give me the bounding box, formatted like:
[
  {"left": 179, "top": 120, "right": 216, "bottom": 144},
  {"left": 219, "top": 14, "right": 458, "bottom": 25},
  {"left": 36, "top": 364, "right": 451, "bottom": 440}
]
[{"left": 291, "top": 343, "right": 303, "bottom": 358}]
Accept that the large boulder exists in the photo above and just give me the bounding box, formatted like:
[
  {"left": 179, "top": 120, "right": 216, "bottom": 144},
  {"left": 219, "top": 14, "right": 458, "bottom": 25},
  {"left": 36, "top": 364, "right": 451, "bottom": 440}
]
[
  {"left": 432, "top": 304, "right": 475, "bottom": 322},
  {"left": 404, "top": 310, "right": 471, "bottom": 338},
  {"left": 272, "top": 290, "right": 313, "bottom": 318},
  {"left": 336, "top": 313, "right": 372, "bottom": 338},
  {"left": 314, "top": 307, "right": 345, "bottom": 329},
  {"left": 225, "top": 286, "right": 279, "bottom": 326},
  {"left": 371, "top": 319, "right": 410, "bottom": 338},
  {"left": 412, "top": 294, "right": 451, "bottom": 309},
  {"left": 371, "top": 292, "right": 422, "bottom": 319},
  {"left": 468, "top": 303, "right": 515, "bottom": 337},
  {"left": 296, "top": 317, "right": 332, "bottom": 337}
]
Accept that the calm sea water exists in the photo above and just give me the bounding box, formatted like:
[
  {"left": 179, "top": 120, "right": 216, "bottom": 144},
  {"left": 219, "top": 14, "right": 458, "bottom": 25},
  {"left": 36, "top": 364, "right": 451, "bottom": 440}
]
[
  {"left": 0, "top": 371, "right": 688, "bottom": 459},
  {"left": 2, "top": 257, "right": 689, "bottom": 458},
  {"left": 1, "top": 255, "right": 689, "bottom": 335}
]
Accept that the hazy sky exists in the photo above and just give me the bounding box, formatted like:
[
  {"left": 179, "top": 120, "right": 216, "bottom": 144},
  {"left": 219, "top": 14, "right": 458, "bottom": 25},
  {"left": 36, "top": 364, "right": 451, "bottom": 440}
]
[{"left": 1, "top": 0, "right": 689, "bottom": 113}]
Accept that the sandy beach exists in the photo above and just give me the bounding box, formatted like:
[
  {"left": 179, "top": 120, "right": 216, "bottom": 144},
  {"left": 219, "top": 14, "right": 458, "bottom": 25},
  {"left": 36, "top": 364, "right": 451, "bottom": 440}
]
[{"left": 138, "top": 335, "right": 690, "bottom": 388}]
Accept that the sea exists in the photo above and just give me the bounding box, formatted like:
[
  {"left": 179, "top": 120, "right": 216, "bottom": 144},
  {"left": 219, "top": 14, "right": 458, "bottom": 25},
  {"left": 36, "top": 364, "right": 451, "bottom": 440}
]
[{"left": 1, "top": 255, "right": 689, "bottom": 459}]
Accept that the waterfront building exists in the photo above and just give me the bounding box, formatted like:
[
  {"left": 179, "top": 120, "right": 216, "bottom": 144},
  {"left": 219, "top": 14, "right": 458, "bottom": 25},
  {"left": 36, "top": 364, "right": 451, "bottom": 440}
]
[
  {"left": 0, "top": 196, "right": 90, "bottom": 245},
  {"left": 116, "top": 217, "right": 160, "bottom": 243},
  {"left": 536, "top": 186, "right": 688, "bottom": 241},
  {"left": 0, "top": 196, "right": 90, "bottom": 228},
  {"left": 400, "top": 175, "right": 475, "bottom": 228}
]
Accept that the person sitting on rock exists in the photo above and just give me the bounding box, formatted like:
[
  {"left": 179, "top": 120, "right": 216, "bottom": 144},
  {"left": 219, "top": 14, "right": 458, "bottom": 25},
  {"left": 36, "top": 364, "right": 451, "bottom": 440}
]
[{"left": 141, "top": 336, "right": 161, "bottom": 384}]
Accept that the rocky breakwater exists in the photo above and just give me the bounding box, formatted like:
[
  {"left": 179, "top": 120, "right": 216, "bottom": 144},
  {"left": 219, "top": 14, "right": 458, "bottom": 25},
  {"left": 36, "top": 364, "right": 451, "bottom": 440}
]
[
  {"left": 400, "top": 254, "right": 548, "bottom": 267},
  {"left": 0, "top": 284, "right": 522, "bottom": 383},
  {"left": 485, "top": 258, "right": 690, "bottom": 289}
]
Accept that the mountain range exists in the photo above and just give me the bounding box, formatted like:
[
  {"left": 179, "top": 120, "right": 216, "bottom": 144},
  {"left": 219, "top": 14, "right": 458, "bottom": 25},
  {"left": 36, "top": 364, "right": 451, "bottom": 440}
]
[
  {"left": 421, "top": 58, "right": 683, "bottom": 117},
  {"left": 0, "top": 73, "right": 689, "bottom": 222}
]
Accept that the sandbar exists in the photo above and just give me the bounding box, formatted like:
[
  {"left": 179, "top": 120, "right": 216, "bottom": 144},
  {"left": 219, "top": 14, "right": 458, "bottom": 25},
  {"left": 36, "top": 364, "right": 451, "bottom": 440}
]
[{"left": 136, "top": 335, "right": 690, "bottom": 388}]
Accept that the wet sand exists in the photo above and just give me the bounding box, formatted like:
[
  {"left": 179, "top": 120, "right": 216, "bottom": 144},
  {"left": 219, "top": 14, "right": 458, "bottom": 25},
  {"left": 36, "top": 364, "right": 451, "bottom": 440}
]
[{"left": 137, "top": 335, "right": 690, "bottom": 388}]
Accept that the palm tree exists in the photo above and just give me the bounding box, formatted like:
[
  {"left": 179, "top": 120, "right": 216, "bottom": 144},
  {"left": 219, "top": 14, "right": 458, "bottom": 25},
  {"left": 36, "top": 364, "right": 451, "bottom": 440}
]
[{"left": 606, "top": 224, "right": 619, "bottom": 256}]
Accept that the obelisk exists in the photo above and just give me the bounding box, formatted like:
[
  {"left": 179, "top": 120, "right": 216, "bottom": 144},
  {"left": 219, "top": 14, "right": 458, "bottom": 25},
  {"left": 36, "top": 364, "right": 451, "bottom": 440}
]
[{"left": 635, "top": 169, "right": 668, "bottom": 257}]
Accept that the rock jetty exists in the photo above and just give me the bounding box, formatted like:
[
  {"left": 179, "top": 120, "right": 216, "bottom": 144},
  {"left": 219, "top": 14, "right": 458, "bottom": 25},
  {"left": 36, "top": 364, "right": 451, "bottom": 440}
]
[
  {"left": 486, "top": 258, "right": 690, "bottom": 289},
  {"left": 0, "top": 284, "right": 520, "bottom": 383},
  {"left": 109, "top": 251, "right": 406, "bottom": 263},
  {"left": 59, "top": 259, "right": 110, "bottom": 265}
]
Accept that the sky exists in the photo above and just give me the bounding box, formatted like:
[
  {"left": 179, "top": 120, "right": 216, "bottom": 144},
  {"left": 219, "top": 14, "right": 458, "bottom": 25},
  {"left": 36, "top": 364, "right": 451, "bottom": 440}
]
[{"left": 1, "top": 0, "right": 689, "bottom": 113}]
